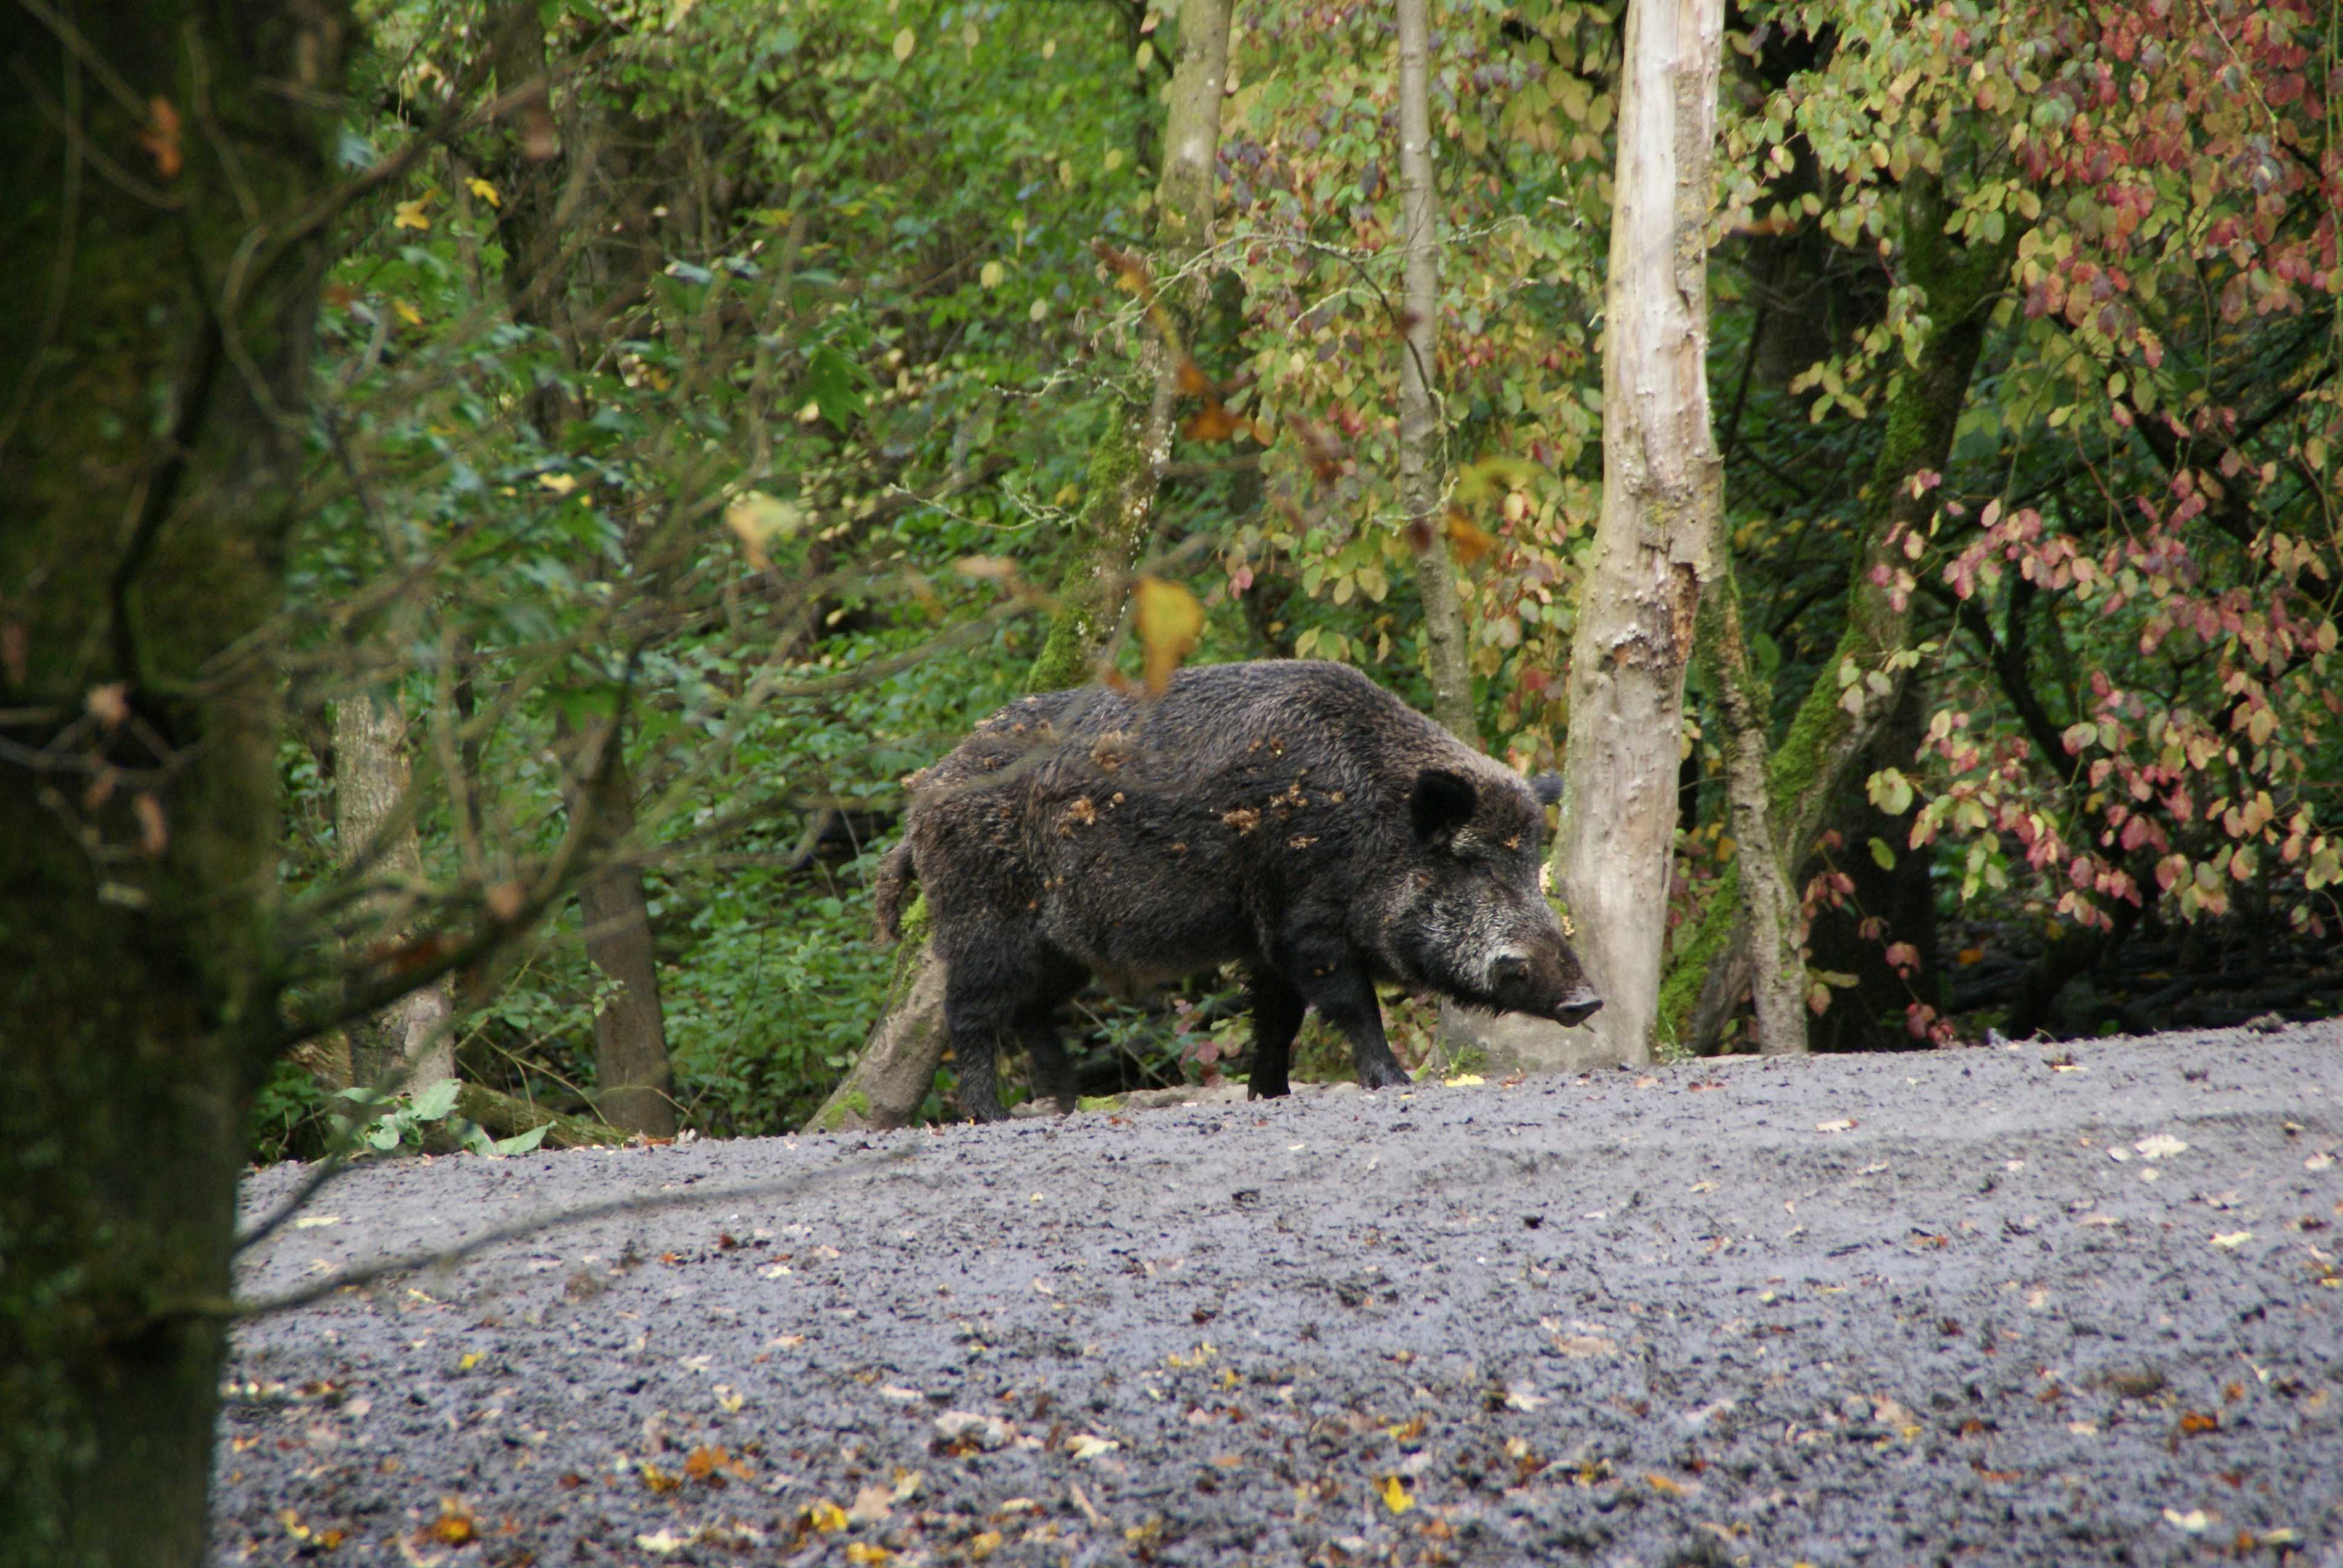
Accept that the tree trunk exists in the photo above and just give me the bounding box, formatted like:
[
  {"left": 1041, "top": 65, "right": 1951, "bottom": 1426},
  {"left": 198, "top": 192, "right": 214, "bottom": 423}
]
[
  {"left": 1658, "top": 170, "right": 2016, "bottom": 1050},
  {"left": 1395, "top": 0, "right": 1477, "bottom": 743},
  {"left": 332, "top": 693, "right": 457, "bottom": 1088},
  {"left": 557, "top": 720, "right": 678, "bottom": 1136},
  {"left": 1700, "top": 562, "right": 1807, "bottom": 1053},
  {"left": 813, "top": 0, "right": 1236, "bottom": 1132},
  {"left": 0, "top": 7, "right": 351, "bottom": 1563},
  {"left": 1548, "top": 0, "right": 1725, "bottom": 1068}
]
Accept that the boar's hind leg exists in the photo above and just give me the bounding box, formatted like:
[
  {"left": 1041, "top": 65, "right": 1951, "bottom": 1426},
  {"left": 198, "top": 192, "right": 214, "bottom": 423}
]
[
  {"left": 1291, "top": 947, "right": 1410, "bottom": 1092},
  {"left": 1021, "top": 1014, "right": 1079, "bottom": 1113},
  {"left": 1246, "top": 970, "right": 1304, "bottom": 1100}
]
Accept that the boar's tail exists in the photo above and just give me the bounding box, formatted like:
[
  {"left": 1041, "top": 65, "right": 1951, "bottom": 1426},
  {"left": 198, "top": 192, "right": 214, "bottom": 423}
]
[{"left": 872, "top": 840, "right": 916, "bottom": 944}]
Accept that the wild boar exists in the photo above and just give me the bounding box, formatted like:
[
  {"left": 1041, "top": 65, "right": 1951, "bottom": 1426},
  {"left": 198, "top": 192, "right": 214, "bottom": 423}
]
[{"left": 873, "top": 659, "right": 1601, "bottom": 1122}]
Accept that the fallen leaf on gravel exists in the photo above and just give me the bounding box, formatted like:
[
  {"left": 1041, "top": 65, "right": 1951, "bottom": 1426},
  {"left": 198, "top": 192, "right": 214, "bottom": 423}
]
[
  {"left": 758, "top": 1263, "right": 791, "bottom": 1278},
  {"left": 1645, "top": 1472, "right": 1685, "bottom": 1497},
  {"left": 1444, "top": 1074, "right": 1485, "bottom": 1086},
  {"left": 293, "top": 1215, "right": 341, "bottom": 1229},
  {"left": 804, "top": 1499, "right": 848, "bottom": 1532},
  {"left": 1635, "top": 1076, "right": 1659, "bottom": 1088},
  {"left": 1815, "top": 1119, "right": 1856, "bottom": 1133},
  {"left": 2163, "top": 1508, "right": 2212, "bottom": 1533},
  {"left": 2210, "top": 1230, "right": 2253, "bottom": 1249},
  {"left": 880, "top": 1385, "right": 923, "bottom": 1402},
  {"left": 1377, "top": 1474, "right": 1415, "bottom": 1513},
  {"left": 1067, "top": 1433, "right": 1120, "bottom": 1460},
  {"left": 426, "top": 1499, "right": 476, "bottom": 1543},
  {"left": 969, "top": 1530, "right": 1003, "bottom": 1559},
  {"left": 2068, "top": 1420, "right": 2099, "bottom": 1435},
  {"left": 845, "top": 1545, "right": 893, "bottom": 1565},
  {"left": 848, "top": 1483, "right": 893, "bottom": 1523},
  {"left": 1502, "top": 1380, "right": 1549, "bottom": 1411},
  {"left": 2308, "top": 1154, "right": 2335, "bottom": 1171},
  {"left": 891, "top": 1468, "right": 923, "bottom": 1501},
  {"left": 1688, "top": 1180, "right": 1717, "bottom": 1193},
  {"left": 2178, "top": 1411, "right": 2220, "bottom": 1436},
  {"left": 1549, "top": 1329, "right": 1619, "bottom": 1359},
  {"left": 635, "top": 1530, "right": 687, "bottom": 1554},
  {"left": 2134, "top": 1134, "right": 2189, "bottom": 1160},
  {"left": 640, "top": 1463, "right": 680, "bottom": 1494}
]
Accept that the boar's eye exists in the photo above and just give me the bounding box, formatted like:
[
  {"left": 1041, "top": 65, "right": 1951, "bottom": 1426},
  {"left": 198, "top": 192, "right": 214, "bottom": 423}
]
[{"left": 1408, "top": 768, "right": 1478, "bottom": 846}]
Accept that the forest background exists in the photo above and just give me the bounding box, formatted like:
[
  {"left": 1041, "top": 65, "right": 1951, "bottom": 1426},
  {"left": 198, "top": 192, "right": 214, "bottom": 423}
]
[{"left": 9, "top": 0, "right": 2341, "bottom": 1154}]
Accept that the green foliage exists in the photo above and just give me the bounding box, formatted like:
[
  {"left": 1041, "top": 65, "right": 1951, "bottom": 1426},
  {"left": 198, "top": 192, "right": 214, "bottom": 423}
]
[{"left": 330, "top": 1080, "right": 551, "bottom": 1157}]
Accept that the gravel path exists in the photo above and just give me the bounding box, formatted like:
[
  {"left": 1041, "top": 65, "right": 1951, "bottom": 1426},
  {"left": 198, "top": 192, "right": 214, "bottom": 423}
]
[{"left": 215, "top": 1024, "right": 2343, "bottom": 1566}]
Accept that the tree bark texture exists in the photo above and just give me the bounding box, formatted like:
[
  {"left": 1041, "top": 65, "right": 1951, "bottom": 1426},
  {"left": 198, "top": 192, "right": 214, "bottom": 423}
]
[
  {"left": 1395, "top": 0, "right": 1478, "bottom": 743},
  {"left": 0, "top": 7, "right": 351, "bottom": 1563},
  {"left": 557, "top": 725, "right": 679, "bottom": 1136},
  {"left": 1660, "top": 171, "right": 2016, "bottom": 1050},
  {"left": 332, "top": 694, "right": 458, "bottom": 1088},
  {"left": 1699, "top": 565, "right": 1807, "bottom": 1053},
  {"left": 1551, "top": 0, "right": 1725, "bottom": 1067},
  {"left": 814, "top": 0, "right": 1237, "bottom": 1132}
]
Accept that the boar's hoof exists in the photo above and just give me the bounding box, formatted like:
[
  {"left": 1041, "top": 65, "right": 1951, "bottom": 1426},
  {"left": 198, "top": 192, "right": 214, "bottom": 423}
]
[
  {"left": 1357, "top": 1059, "right": 1412, "bottom": 1091},
  {"left": 1555, "top": 989, "right": 1604, "bottom": 1028}
]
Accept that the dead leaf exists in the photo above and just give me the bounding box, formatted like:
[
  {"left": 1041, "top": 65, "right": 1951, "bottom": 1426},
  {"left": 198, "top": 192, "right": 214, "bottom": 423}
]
[
  {"left": 1133, "top": 576, "right": 1204, "bottom": 694},
  {"left": 425, "top": 1498, "right": 475, "bottom": 1543},
  {"left": 1067, "top": 1432, "right": 1120, "bottom": 1460},
  {"left": 847, "top": 1483, "right": 894, "bottom": 1523},
  {"left": 2210, "top": 1230, "right": 2253, "bottom": 1249},
  {"left": 1815, "top": 1119, "right": 1856, "bottom": 1133},
  {"left": 2134, "top": 1134, "right": 2189, "bottom": 1160},
  {"left": 1377, "top": 1473, "right": 1414, "bottom": 1513},
  {"left": 723, "top": 492, "right": 802, "bottom": 571},
  {"left": 134, "top": 794, "right": 168, "bottom": 855},
  {"left": 1442, "top": 511, "right": 1498, "bottom": 566},
  {"left": 139, "top": 96, "right": 182, "bottom": 179}
]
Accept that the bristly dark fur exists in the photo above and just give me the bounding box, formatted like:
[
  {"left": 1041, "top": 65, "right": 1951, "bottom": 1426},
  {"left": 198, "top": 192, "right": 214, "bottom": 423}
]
[{"left": 883, "top": 660, "right": 1599, "bottom": 1122}]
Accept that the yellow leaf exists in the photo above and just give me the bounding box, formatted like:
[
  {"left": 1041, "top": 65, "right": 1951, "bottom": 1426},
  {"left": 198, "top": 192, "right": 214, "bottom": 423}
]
[
  {"left": 457, "top": 1351, "right": 482, "bottom": 1371},
  {"left": 393, "top": 299, "right": 423, "bottom": 326},
  {"left": 1067, "top": 1432, "right": 1121, "bottom": 1460},
  {"left": 806, "top": 1499, "right": 848, "bottom": 1532},
  {"left": 1104, "top": 147, "right": 1124, "bottom": 173},
  {"left": 2210, "top": 1230, "right": 2253, "bottom": 1249},
  {"left": 1645, "top": 1472, "right": 1683, "bottom": 1496},
  {"left": 394, "top": 197, "right": 431, "bottom": 231},
  {"left": 465, "top": 176, "right": 502, "bottom": 208},
  {"left": 1135, "top": 40, "right": 1154, "bottom": 71},
  {"left": 891, "top": 27, "right": 915, "bottom": 60},
  {"left": 1134, "top": 576, "right": 1204, "bottom": 694},
  {"left": 1042, "top": 38, "right": 1057, "bottom": 59},
  {"left": 1029, "top": 298, "right": 1049, "bottom": 323},
  {"left": 1377, "top": 1474, "right": 1414, "bottom": 1514},
  {"left": 980, "top": 260, "right": 1004, "bottom": 289},
  {"left": 847, "top": 1544, "right": 893, "bottom": 1565},
  {"left": 536, "top": 471, "right": 579, "bottom": 496}
]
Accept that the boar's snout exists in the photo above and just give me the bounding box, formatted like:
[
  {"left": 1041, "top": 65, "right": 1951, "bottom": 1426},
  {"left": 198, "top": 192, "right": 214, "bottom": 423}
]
[{"left": 1553, "top": 987, "right": 1602, "bottom": 1028}]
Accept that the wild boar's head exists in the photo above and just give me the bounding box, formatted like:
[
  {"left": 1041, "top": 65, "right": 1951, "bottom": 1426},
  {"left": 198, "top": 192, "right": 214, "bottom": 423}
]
[{"left": 1384, "top": 766, "right": 1601, "bottom": 1027}]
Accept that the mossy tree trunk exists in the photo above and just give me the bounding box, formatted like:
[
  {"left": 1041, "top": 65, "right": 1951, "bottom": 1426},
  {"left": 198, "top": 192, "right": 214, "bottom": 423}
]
[
  {"left": 1395, "top": 0, "right": 1477, "bottom": 743},
  {"left": 1659, "top": 171, "right": 2017, "bottom": 1050},
  {"left": 0, "top": 6, "right": 352, "bottom": 1563},
  {"left": 811, "top": 0, "right": 1237, "bottom": 1133},
  {"left": 1697, "top": 558, "right": 1807, "bottom": 1053},
  {"left": 1550, "top": 0, "right": 1725, "bottom": 1068}
]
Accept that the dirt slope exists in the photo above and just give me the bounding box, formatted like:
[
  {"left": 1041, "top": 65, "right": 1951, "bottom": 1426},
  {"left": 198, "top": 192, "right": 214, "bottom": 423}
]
[{"left": 217, "top": 1024, "right": 2343, "bottom": 1566}]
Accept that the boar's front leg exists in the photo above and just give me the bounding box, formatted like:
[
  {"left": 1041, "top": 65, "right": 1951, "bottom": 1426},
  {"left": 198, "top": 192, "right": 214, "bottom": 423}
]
[
  {"left": 1289, "top": 941, "right": 1411, "bottom": 1092},
  {"left": 944, "top": 939, "right": 1084, "bottom": 1123},
  {"left": 1245, "top": 969, "right": 1305, "bottom": 1100}
]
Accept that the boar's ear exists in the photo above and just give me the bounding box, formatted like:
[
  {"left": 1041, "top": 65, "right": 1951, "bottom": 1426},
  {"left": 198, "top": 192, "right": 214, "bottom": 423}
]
[
  {"left": 1530, "top": 772, "right": 1564, "bottom": 809},
  {"left": 1409, "top": 768, "right": 1478, "bottom": 846}
]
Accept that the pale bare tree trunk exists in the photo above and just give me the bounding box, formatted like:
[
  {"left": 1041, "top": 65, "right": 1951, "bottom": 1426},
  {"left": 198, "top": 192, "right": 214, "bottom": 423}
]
[
  {"left": 333, "top": 694, "right": 456, "bottom": 1089},
  {"left": 1700, "top": 566, "right": 1807, "bottom": 1053},
  {"left": 1396, "top": 0, "right": 1476, "bottom": 742},
  {"left": 1550, "top": 0, "right": 1725, "bottom": 1067},
  {"left": 812, "top": 0, "right": 1237, "bottom": 1133}
]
